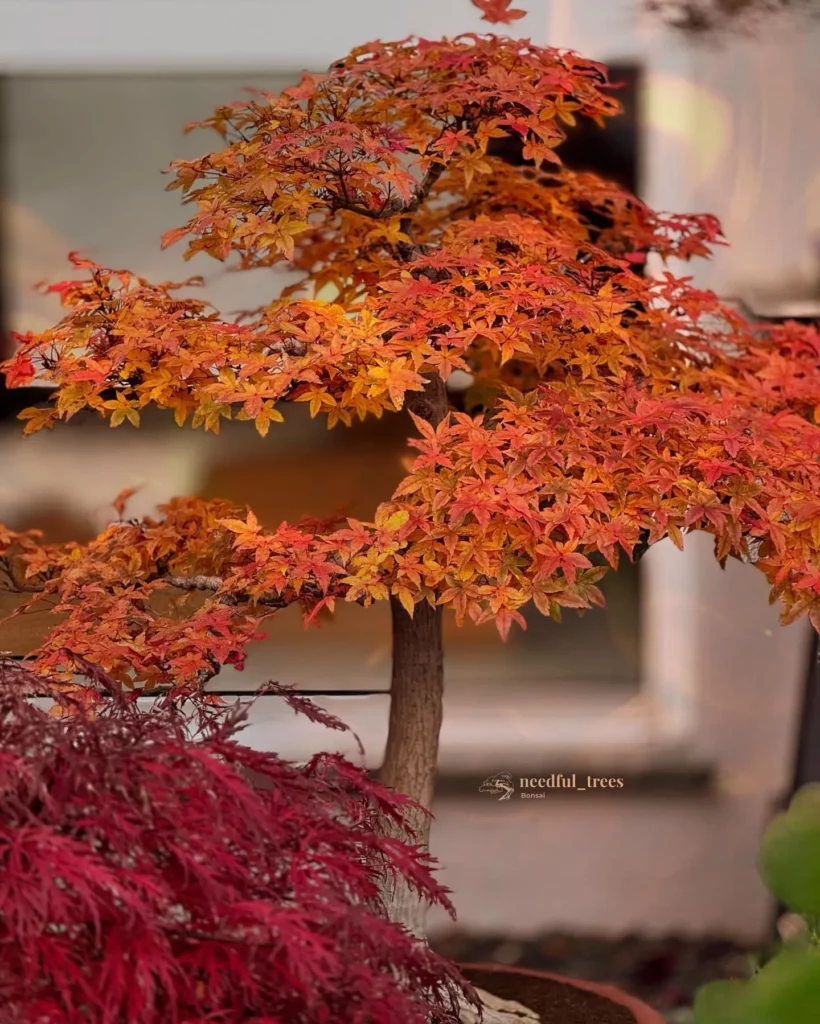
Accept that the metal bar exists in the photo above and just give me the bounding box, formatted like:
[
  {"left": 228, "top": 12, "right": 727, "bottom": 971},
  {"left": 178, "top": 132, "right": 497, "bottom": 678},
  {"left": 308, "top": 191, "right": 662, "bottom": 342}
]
[
  {"left": 791, "top": 630, "right": 820, "bottom": 793},
  {"left": 2, "top": 658, "right": 388, "bottom": 697},
  {"left": 770, "top": 621, "right": 820, "bottom": 939},
  {"left": 205, "top": 689, "right": 386, "bottom": 697},
  {"left": 22, "top": 689, "right": 387, "bottom": 699}
]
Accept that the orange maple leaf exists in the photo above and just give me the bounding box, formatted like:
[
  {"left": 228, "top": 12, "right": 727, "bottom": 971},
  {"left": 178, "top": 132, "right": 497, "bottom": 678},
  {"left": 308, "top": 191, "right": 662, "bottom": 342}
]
[{"left": 471, "top": 0, "right": 528, "bottom": 24}]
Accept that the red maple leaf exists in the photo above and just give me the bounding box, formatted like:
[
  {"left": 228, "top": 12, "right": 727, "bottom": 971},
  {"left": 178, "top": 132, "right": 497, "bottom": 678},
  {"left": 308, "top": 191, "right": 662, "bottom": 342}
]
[{"left": 471, "top": 0, "right": 528, "bottom": 24}]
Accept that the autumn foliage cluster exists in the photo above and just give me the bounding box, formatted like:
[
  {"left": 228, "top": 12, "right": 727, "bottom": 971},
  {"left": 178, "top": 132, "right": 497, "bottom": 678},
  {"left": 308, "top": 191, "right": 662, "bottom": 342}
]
[
  {"left": 0, "top": 659, "right": 468, "bottom": 1023},
  {"left": 2, "top": 25, "right": 820, "bottom": 695}
]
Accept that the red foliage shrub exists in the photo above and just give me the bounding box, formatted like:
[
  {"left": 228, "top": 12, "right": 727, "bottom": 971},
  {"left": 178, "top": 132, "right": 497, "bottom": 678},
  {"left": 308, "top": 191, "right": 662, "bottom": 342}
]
[{"left": 0, "top": 661, "right": 469, "bottom": 1023}]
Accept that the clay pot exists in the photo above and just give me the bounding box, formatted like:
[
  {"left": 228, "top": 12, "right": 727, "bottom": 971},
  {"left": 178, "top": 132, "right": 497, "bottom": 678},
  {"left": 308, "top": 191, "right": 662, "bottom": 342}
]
[{"left": 460, "top": 963, "right": 666, "bottom": 1024}]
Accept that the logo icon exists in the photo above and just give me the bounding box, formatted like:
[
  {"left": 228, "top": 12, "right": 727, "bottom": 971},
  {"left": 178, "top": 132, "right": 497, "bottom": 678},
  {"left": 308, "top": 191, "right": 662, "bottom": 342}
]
[{"left": 479, "top": 772, "right": 515, "bottom": 801}]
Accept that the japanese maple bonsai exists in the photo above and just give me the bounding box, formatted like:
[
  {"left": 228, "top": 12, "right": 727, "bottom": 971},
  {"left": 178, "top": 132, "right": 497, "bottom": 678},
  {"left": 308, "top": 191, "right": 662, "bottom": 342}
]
[
  {"left": 2, "top": 0, "right": 820, "bottom": 948},
  {"left": 0, "top": 656, "right": 471, "bottom": 1023}
]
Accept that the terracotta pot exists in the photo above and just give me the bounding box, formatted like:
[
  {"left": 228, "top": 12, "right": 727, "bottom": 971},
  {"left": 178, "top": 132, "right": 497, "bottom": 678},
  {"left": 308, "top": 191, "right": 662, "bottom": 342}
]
[{"left": 459, "top": 962, "right": 666, "bottom": 1024}]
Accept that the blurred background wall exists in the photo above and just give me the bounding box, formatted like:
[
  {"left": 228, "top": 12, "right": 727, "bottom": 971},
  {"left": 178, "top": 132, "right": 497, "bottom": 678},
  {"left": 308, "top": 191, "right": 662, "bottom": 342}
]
[{"left": 0, "top": 0, "right": 816, "bottom": 964}]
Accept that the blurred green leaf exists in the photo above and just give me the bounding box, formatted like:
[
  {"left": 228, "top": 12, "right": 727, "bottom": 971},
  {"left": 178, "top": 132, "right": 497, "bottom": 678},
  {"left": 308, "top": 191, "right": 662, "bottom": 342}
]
[
  {"left": 693, "top": 978, "right": 748, "bottom": 1024},
  {"left": 759, "top": 784, "right": 820, "bottom": 916},
  {"left": 694, "top": 949, "right": 820, "bottom": 1024},
  {"left": 789, "top": 784, "right": 820, "bottom": 816}
]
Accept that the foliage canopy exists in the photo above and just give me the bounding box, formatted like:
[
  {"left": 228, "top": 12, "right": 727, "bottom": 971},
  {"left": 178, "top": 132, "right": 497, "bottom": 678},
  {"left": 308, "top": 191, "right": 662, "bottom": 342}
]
[{"left": 2, "top": 0, "right": 820, "bottom": 699}]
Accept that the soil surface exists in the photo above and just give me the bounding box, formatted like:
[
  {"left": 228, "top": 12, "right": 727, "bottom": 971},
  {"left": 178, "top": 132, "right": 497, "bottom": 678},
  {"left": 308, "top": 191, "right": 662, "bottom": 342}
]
[
  {"left": 434, "top": 932, "right": 755, "bottom": 1022},
  {"left": 463, "top": 967, "right": 637, "bottom": 1024}
]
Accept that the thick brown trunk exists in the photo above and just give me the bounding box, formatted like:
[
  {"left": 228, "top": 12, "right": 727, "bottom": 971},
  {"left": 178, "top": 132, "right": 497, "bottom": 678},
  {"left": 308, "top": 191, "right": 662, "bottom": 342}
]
[
  {"left": 378, "top": 374, "right": 448, "bottom": 938},
  {"left": 380, "top": 596, "right": 444, "bottom": 837},
  {"left": 379, "top": 595, "right": 444, "bottom": 936}
]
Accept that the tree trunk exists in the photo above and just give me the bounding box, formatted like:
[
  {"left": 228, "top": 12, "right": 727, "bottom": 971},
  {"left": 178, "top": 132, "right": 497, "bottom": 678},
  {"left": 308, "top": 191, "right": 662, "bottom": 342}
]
[
  {"left": 380, "top": 595, "right": 444, "bottom": 936},
  {"left": 378, "top": 374, "right": 448, "bottom": 938},
  {"left": 379, "top": 378, "right": 545, "bottom": 1022}
]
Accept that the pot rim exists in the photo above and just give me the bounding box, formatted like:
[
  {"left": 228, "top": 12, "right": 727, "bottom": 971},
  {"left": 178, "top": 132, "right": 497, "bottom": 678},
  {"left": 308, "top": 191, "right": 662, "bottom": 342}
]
[{"left": 458, "top": 961, "right": 667, "bottom": 1024}]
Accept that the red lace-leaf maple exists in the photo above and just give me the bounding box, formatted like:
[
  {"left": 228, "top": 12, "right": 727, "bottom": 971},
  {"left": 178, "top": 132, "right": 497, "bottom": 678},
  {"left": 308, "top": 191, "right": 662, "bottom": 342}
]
[{"left": 0, "top": 660, "right": 471, "bottom": 1023}]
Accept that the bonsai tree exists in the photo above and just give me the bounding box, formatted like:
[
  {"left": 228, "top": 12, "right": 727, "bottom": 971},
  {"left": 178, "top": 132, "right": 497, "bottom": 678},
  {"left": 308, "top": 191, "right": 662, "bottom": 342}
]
[
  {"left": 0, "top": 656, "right": 470, "bottom": 1023},
  {"left": 3, "top": 0, "right": 820, "bottom": 938}
]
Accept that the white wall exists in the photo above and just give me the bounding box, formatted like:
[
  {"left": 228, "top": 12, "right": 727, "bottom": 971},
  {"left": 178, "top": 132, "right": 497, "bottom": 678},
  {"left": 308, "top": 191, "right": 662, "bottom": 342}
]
[
  {"left": 535, "top": 2, "right": 820, "bottom": 298},
  {"left": 428, "top": 533, "right": 809, "bottom": 941},
  {"left": 684, "top": 29, "right": 820, "bottom": 298},
  {"left": 0, "top": 0, "right": 546, "bottom": 72},
  {"left": 2, "top": 74, "right": 296, "bottom": 338}
]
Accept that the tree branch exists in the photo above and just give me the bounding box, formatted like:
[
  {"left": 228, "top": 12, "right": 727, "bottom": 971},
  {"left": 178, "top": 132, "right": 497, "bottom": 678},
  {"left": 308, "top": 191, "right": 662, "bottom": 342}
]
[
  {"left": 161, "top": 573, "right": 365, "bottom": 610},
  {"left": 405, "top": 374, "right": 448, "bottom": 428},
  {"left": 264, "top": 339, "right": 308, "bottom": 357},
  {"left": 405, "top": 161, "right": 447, "bottom": 213},
  {"left": 334, "top": 160, "right": 446, "bottom": 221},
  {"left": 163, "top": 574, "right": 301, "bottom": 609}
]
